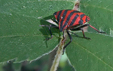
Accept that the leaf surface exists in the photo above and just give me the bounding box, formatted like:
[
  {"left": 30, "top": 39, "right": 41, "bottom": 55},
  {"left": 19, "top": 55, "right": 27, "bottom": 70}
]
[{"left": 0, "top": 0, "right": 74, "bottom": 63}]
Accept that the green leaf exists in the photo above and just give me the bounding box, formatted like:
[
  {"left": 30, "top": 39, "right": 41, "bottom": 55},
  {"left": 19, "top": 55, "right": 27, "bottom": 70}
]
[
  {"left": 1, "top": 0, "right": 112, "bottom": 71},
  {"left": 67, "top": 33, "right": 113, "bottom": 71},
  {"left": 0, "top": 0, "right": 74, "bottom": 63}
]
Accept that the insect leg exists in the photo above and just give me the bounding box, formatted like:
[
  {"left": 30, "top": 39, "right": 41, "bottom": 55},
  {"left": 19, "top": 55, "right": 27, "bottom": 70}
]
[
  {"left": 63, "top": 30, "right": 72, "bottom": 54},
  {"left": 70, "top": 24, "right": 90, "bottom": 39},
  {"left": 70, "top": 24, "right": 105, "bottom": 39},
  {"left": 89, "top": 25, "right": 105, "bottom": 33},
  {"left": 40, "top": 24, "right": 59, "bottom": 40},
  {"left": 81, "top": 28, "right": 90, "bottom": 39},
  {"left": 47, "top": 25, "right": 53, "bottom": 40},
  {"left": 74, "top": 24, "right": 105, "bottom": 33},
  {"left": 71, "top": 32, "right": 84, "bottom": 38}
]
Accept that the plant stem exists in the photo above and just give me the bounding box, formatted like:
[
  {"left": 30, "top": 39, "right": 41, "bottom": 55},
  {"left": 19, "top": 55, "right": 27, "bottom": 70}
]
[{"left": 50, "top": 30, "right": 67, "bottom": 71}]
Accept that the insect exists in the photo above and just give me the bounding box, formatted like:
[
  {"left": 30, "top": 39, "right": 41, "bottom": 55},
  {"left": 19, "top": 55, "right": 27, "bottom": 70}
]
[{"left": 41, "top": 10, "right": 105, "bottom": 52}]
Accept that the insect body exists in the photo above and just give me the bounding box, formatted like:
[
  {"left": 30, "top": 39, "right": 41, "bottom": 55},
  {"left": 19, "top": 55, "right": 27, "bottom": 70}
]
[
  {"left": 53, "top": 10, "right": 90, "bottom": 32},
  {"left": 41, "top": 10, "right": 105, "bottom": 52}
]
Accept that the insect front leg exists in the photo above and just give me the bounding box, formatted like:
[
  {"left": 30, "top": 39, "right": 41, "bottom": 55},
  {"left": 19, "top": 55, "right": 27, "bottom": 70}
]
[{"left": 47, "top": 25, "right": 53, "bottom": 40}]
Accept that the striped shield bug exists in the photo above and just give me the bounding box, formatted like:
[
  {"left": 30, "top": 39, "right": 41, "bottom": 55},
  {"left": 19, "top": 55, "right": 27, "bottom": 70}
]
[{"left": 41, "top": 10, "right": 105, "bottom": 52}]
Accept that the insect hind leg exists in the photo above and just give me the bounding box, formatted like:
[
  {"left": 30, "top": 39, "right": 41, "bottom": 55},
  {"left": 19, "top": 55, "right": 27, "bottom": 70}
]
[
  {"left": 70, "top": 24, "right": 105, "bottom": 39},
  {"left": 81, "top": 28, "right": 91, "bottom": 39},
  {"left": 70, "top": 24, "right": 90, "bottom": 39}
]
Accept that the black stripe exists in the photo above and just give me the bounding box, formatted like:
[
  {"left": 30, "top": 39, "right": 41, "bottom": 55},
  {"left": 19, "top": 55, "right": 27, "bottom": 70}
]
[
  {"left": 79, "top": 14, "right": 85, "bottom": 25},
  {"left": 61, "top": 11, "right": 77, "bottom": 31},
  {"left": 79, "top": 20, "right": 83, "bottom": 25},
  {"left": 80, "top": 14, "right": 85, "bottom": 18},
  {"left": 57, "top": 10, "right": 62, "bottom": 22},
  {"left": 59, "top": 10, "right": 68, "bottom": 31},
  {"left": 85, "top": 17, "right": 88, "bottom": 22},
  {"left": 85, "top": 16, "right": 90, "bottom": 22},
  {"left": 70, "top": 14, "right": 79, "bottom": 26}
]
